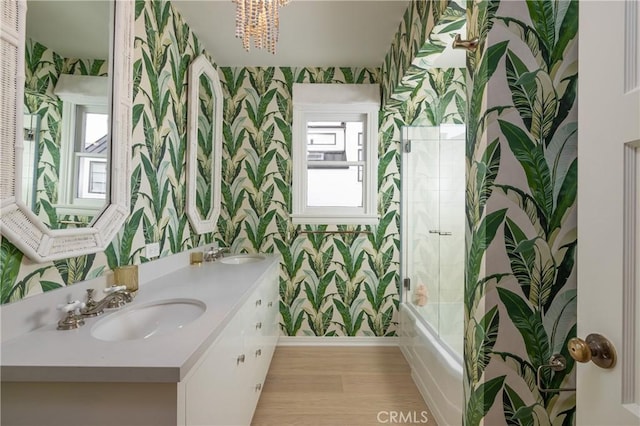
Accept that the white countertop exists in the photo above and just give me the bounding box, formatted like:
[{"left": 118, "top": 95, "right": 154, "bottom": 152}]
[{"left": 0, "top": 255, "right": 279, "bottom": 383}]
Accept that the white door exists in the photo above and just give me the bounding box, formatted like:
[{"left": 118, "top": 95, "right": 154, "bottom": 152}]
[{"left": 578, "top": 1, "right": 640, "bottom": 424}]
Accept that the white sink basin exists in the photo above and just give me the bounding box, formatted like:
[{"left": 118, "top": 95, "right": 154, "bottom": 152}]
[
  {"left": 91, "top": 298, "right": 206, "bottom": 342},
  {"left": 219, "top": 254, "right": 266, "bottom": 265}
]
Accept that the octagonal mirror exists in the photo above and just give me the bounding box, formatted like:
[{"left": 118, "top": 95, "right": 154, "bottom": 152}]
[
  {"left": 186, "top": 55, "right": 222, "bottom": 234},
  {"left": 0, "top": 0, "right": 133, "bottom": 262}
]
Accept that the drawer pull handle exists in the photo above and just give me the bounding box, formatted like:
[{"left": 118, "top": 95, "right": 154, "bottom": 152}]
[
  {"left": 255, "top": 299, "right": 262, "bottom": 307},
  {"left": 256, "top": 322, "right": 262, "bottom": 330},
  {"left": 255, "top": 383, "right": 262, "bottom": 392},
  {"left": 267, "top": 301, "right": 273, "bottom": 307},
  {"left": 255, "top": 349, "right": 262, "bottom": 357},
  {"left": 237, "top": 354, "right": 245, "bottom": 365}
]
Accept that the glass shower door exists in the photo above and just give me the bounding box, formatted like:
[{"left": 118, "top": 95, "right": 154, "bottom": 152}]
[
  {"left": 402, "top": 126, "right": 441, "bottom": 335},
  {"left": 436, "top": 124, "right": 465, "bottom": 356},
  {"left": 402, "top": 124, "right": 465, "bottom": 357}
]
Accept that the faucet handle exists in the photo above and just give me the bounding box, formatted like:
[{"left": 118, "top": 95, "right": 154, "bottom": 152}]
[
  {"left": 56, "top": 300, "right": 86, "bottom": 330},
  {"left": 104, "top": 285, "right": 126, "bottom": 294},
  {"left": 57, "top": 300, "right": 86, "bottom": 314}
]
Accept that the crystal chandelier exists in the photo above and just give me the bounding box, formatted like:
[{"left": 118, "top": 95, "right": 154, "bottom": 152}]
[{"left": 234, "top": 0, "right": 290, "bottom": 54}]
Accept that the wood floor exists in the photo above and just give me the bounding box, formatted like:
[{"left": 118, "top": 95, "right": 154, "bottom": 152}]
[{"left": 251, "top": 346, "right": 437, "bottom": 426}]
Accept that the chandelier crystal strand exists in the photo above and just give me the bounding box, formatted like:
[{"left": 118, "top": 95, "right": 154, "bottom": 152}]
[
  {"left": 235, "top": 0, "right": 244, "bottom": 43},
  {"left": 256, "top": 0, "right": 265, "bottom": 50},
  {"left": 233, "top": 0, "right": 290, "bottom": 54},
  {"left": 269, "top": 0, "right": 277, "bottom": 53}
]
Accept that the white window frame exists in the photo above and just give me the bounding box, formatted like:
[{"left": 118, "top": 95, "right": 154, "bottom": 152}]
[
  {"left": 292, "top": 83, "right": 380, "bottom": 225},
  {"left": 54, "top": 74, "right": 110, "bottom": 215},
  {"left": 76, "top": 155, "right": 107, "bottom": 199}
]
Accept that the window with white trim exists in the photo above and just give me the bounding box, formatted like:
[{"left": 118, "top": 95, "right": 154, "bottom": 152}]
[
  {"left": 292, "top": 84, "right": 379, "bottom": 225},
  {"left": 54, "top": 74, "right": 110, "bottom": 214},
  {"left": 74, "top": 105, "right": 108, "bottom": 199}
]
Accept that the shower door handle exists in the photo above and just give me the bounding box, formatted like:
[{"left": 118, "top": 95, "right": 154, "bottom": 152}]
[
  {"left": 403, "top": 278, "right": 411, "bottom": 291},
  {"left": 429, "top": 230, "right": 452, "bottom": 236}
]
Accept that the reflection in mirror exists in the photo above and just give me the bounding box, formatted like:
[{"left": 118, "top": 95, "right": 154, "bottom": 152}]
[
  {"left": 21, "top": 113, "right": 40, "bottom": 211},
  {"left": 0, "top": 0, "right": 133, "bottom": 262},
  {"left": 24, "top": 0, "right": 111, "bottom": 229},
  {"left": 197, "top": 73, "right": 214, "bottom": 219},
  {"left": 187, "top": 55, "right": 222, "bottom": 235}
]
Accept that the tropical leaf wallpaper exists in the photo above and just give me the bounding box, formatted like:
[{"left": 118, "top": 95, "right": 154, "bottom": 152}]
[
  {"left": 195, "top": 73, "right": 215, "bottom": 220},
  {"left": 217, "top": 63, "right": 463, "bottom": 337},
  {"left": 2, "top": 0, "right": 467, "bottom": 340},
  {"left": 383, "top": 0, "right": 466, "bottom": 108},
  {"left": 217, "top": 66, "right": 401, "bottom": 337},
  {"left": 214, "top": 0, "right": 467, "bottom": 337},
  {"left": 23, "top": 39, "right": 109, "bottom": 229},
  {"left": 1, "top": 0, "right": 212, "bottom": 302},
  {"left": 464, "top": 0, "right": 578, "bottom": 424},
  {"left": 2, "top": 0, "right": 580, "bottom": 423}
]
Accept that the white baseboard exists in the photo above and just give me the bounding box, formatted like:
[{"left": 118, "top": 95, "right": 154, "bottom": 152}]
[{"left": 277, "top": 336, "right": 399, "bottom": 346}]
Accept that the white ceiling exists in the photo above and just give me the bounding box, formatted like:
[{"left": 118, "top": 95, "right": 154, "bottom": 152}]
[
  {"left": 26, "top": 1, "right": 110, "bottom": 59},
  {"left": 25, "top": 0, "right": 465, "bottom": 69},
  {"left": 173, "top": 0, "right": 412, "bottom": 67}
]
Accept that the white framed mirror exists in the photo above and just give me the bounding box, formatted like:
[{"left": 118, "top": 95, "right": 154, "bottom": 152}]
[
  {"left": 186, "top": 55, "right": 222, "bottom": 234},
  {"left": 0, "top": 0, "right": 133, "bottom": 262}
]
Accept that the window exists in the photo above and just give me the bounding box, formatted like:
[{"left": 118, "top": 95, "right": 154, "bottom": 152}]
[
  {"left": 53, "top": 74, "right": 110, "bottom": 214},
  {"left": 292, "top": 84, "right": 380, "bottom": 225},
  {"left": 74, "top": 105, "right": 108, "bottom": 199}
]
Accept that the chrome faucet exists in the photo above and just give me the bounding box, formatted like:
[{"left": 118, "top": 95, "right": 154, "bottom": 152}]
[
  {"left": 79, "top": 285, "right": 132, "bottom": 317},
  {"left": 56, "top": 286, "right": 133, "bottom": 330}
]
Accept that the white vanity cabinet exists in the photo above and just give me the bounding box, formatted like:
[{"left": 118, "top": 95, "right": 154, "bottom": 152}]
[
  {"left": 1, "top": 255, "right": 280, "bottom": 426},
  {"left": 183, "top": 264, "right": 279, "bottom": 425}
]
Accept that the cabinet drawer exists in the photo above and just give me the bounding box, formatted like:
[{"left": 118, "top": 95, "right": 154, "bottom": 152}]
[
  {"left": 184, "top": 260, "right": 280, "bottom": 426},
  {"left": 185, "top": 315, "right": 248, "bottom": 425}
]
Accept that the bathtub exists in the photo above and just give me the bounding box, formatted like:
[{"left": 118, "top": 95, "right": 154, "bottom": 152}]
[{"left": 399, "top": 303, "right": 463, "bottom": 426}]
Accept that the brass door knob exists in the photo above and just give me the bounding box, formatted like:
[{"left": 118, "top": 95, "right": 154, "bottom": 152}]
[
  {"left": 568, "top": 338, "right": 592, "bottom": 362},
  {"left": 567, "top": 333, "right": 616, "bottom": 369}
]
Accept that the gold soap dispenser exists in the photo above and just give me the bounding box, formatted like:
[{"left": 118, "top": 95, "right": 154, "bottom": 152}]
[{"left": 113, "top": 264, "right": 139, "bottom": 295}]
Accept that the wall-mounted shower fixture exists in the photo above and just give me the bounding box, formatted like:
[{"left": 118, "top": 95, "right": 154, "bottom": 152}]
[{"left": 452, "top": 34, "right": 479, "bottom": 52}]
